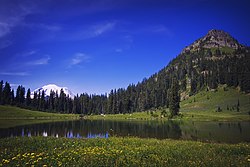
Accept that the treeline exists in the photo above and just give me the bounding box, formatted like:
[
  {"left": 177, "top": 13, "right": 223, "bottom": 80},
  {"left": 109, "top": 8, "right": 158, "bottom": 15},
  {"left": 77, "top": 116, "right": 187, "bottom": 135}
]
[
  {"left": 0, "top": 46, "right": 249, "bottom": 115},
  {"left": 0, "top": 80, "right": 108, "bottom": 114},
  {"left": 0, "top": 79, "right": 179, "bottom": 116}
]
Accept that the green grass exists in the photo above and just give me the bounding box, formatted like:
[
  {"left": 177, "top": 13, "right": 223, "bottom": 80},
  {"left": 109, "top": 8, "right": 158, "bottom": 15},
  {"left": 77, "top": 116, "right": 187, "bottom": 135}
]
[
  {"left": 88, "top": 111, "right": 153, "bottom": 121},
  {"left": 0, "top": 105, "right": 79, "bottom": 128},
  {"left": 89, "top": 86, "right": 250, "bottom": 121},
  {"left": 0, "top": 119, "right": 70, "bottom": 129},
  {"left": 0, "top": 137, "right": 249, "bottom": 167},
  {"left": 180, "top": 86, "right": 250, "bottom": 121},
  {"left": 0, "top": 105, "right": 79, "bottom": 119}
]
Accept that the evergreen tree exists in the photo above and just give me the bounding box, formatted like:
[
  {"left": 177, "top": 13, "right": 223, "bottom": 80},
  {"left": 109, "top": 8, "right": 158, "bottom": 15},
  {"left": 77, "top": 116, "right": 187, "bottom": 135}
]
[
  {"left": 10, "top": 89, "right": 15, "bottom": 105},
  {"left": 32, "top": 92, "right": 38, "bottom": 109},
  {"left": 3, "top": 82, "right": 11, "bottom": 105},
  {"left": 54, "top": 91, "right": 59, "bottom": 112},
  {"left": 37, "top": 91, "right": 41, "bottom": 110},
  {"left": 20, "top": 86, "right": 25, "bottom": 105},
  {"left": 16, "top": 85, "right": 25, "bottom": 106},
  {"left": 59, "top": 89, "right": 66, "bottom": 113},
  {"left": 108, "top": 90, "right": 114, "bottom": 114},
  {"left": 26, "top": 89, "right": 31, "bottom": 107},
  {"left": 15, "top": 86, "right": 21, "bottom": 106},
  {"left": 113, "top": 89, "right": 118, "bottom": 114},
  {"left": 49, "top": 90, "right": 55, "bottom": 111},
  {"left": 169, "top": 77, "right": 180, "bottom": 118},
  {"left": 39, "top": 90, "right": 45, "bottom": 111},
  {"left": 0, "top": 80, "right": 3, "bottom": 104}
]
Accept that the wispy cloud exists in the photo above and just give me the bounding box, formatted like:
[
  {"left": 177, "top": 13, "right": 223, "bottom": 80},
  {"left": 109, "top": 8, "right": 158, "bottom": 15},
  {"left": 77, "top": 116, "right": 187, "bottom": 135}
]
[
  {"left": 93, "top": 22, "right": 116, "bottom": 36},
  {"left": 69, "top": 53, "right": 90, "bottom": 67},
  {"left": 0, "top": 1, "right": 36, "bottom": 38},
  {"left": 26, "top": 56, "right": 50, "bottom": 66},
  {"left": 0, "top": 72, "right": 30, "bottom": 76},
  {"left": 148, "top": 25, "right": 174, "bottom": 37},
  {"left": 19, "top": 50, "right": 37, "bottom": 57},
  {"left": 122, "top": 24, "right": 173, "bottom": 37},
  {"left": 22, "top": 23, "right": 61, "bottom": 32},
  {"left": 62, "top": 21, "right": 116, "bottom": 41}
]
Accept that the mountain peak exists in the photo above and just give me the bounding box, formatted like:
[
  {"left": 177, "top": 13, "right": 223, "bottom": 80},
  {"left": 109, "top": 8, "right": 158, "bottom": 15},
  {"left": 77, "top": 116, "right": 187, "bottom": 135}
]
[
  {"left": 31, "top": 84, "right": 75, "bottom": 99},
  {"left": 206, "top": 29, "right": 229, "bottom": 36},
  {"left": 181, "top": 29, "right": 243, "bottom": 54}
]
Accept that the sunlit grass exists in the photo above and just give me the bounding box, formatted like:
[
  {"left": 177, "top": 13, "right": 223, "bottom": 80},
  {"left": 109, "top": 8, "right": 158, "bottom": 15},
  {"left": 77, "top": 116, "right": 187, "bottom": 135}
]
[
  {"left": 0, "top": 137, "right": 249, "bottom": 166},
  {"left": 0, "top": 105, "right": 79, "bottom": 128},
  {"left": 0, "top": 105, "right": 79, "bottom": 119},
  {"left": 89, "top": 86, "right": 250, "bottom": 121}
]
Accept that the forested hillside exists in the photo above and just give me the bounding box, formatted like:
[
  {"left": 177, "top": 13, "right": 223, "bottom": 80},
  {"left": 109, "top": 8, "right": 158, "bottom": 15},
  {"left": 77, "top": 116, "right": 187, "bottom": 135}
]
[{"left": 1, "top": 30, "right": 249, "bottom": 115}]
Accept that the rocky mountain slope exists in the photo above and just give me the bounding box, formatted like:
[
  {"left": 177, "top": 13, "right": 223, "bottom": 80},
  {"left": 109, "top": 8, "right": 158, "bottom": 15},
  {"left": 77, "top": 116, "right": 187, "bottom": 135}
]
[{"left": 181, "top": 29, "right": 245, "bottom": 54}]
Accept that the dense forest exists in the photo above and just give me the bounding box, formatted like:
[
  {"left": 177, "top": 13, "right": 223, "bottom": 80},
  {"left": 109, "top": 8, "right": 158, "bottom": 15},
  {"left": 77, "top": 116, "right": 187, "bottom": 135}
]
[{"left": 1, "top": 30, "right": 249, "bottom": 115}]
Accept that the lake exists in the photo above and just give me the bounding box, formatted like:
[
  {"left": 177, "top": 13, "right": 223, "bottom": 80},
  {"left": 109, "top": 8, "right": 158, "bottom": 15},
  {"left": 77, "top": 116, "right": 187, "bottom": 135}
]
[{"left": 0, "top": 120, "right": 249, "bottom": 143}]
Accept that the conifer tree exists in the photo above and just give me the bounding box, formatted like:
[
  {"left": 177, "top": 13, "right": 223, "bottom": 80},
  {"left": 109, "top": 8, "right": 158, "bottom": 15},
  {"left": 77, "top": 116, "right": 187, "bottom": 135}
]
[
  {"left": 49, "top": 90, "right": 55, "bottom": 111},
  {"left": 3, "top": 82, "right": 11, "bottom": 105},
  {"left": 16, "top": 85, "right": 25, "bottom": 106},
  {"left": 39, "top": 90, "right": 45, "bottom": 111},
  {"left": 169, "top": 77, "right": 180, "bottom": 118},
  {"left": 26, "top": 89, "right": 31, "bottom": 107},
  {"left": 0, "top": 80, "right": 3, "bottom": 104},
  {"left": 32, "top": 92, "right": 38, "bottom": 109},
  {"left": 54, "top": 91, "right": 59, "bottom": 112},
  {"left": 108, "top": 90, "right": 114, "bottom": 114},
  {"left": 10, "top": 89, "right": 15, "bottom": 105},
  {"left": 59, "top": 89, "right": 66, "bottom": 113}
]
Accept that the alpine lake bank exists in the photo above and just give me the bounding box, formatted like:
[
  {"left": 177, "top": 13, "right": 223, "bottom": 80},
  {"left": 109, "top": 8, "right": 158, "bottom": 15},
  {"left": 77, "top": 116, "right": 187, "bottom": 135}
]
[{"left": 0, "top": 86, "right": 250, "bottom": 166}]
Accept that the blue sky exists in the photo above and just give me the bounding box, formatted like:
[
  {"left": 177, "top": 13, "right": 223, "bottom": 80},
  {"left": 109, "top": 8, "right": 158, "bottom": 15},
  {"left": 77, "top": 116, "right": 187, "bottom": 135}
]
[{"left": 0, "top": 0, "right": 250, "bottom": 95}]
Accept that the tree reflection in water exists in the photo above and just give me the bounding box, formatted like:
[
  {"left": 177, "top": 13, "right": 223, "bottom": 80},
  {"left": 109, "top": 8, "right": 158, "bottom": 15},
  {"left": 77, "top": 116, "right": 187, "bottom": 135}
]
[{"left": 0, "top": 120, "right": 249, "bottom": 143}]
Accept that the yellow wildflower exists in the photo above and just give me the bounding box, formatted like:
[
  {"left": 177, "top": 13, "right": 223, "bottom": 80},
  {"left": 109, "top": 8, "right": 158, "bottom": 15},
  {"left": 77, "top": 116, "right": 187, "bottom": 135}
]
[{"left": 3, "top": 159, "right": 10, "bottom": 164}]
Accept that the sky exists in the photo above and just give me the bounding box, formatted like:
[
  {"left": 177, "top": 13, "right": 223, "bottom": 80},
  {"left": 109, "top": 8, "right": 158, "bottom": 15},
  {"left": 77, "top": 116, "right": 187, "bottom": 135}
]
[{"left": 0, "top": 0, "right": 250, "bottom": 95}]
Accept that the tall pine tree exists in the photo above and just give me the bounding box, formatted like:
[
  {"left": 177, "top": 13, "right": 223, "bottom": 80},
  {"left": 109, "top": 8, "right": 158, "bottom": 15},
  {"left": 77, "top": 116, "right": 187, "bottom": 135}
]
[
  {"left": 26, "top": 89, "right": 31, "bottom": 107},
  {"left": 0, "top": 80, "right": 3, "bottom": 104},
  {"left": 169, "top": 77, "right": 180, "bottom": 118},
  {"left": 3, "top": 82, "right": 11, "bottom": 105}
]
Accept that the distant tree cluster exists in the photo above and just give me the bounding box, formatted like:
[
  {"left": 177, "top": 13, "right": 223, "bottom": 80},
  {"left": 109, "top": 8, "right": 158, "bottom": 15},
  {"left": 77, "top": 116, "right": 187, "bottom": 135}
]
[{"left": 0, "top": 80, "right": 179, "bottom": 115}]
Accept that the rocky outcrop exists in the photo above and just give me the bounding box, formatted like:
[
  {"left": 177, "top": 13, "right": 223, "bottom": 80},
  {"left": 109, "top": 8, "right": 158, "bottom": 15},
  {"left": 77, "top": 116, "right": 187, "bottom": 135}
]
[{"left": 181, "top": 29, "right": 244, "bottom": 54}]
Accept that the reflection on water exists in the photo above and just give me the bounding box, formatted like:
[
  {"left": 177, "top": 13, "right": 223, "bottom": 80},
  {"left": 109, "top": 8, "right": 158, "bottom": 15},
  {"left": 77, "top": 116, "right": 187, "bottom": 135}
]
[
  {"left": 24, "top": 129, "right": 109, "bottom": 139},
  {"left": 0, "top": 120, "right": 249, "bottom": 143}
]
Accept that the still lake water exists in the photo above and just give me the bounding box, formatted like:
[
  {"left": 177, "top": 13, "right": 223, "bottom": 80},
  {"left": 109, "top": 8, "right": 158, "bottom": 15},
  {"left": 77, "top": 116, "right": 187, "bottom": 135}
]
[{"left": 0, "top": 120, "right": 249, "bottom": 143}]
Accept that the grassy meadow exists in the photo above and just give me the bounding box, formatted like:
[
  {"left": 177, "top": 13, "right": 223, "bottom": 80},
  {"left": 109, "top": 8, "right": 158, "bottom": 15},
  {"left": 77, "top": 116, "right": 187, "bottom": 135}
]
[
  {"left": 0, "top": 137, "right": 249, "bottom": 167},
  {"left": 0, "top": 105, "right": 79, "bottom": 120},
  {"left": 0, "top": 105, "right": 79, "bottom": 128},
  {"left": 88, "top": 86, "right": 250, "bottom": 121}
]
